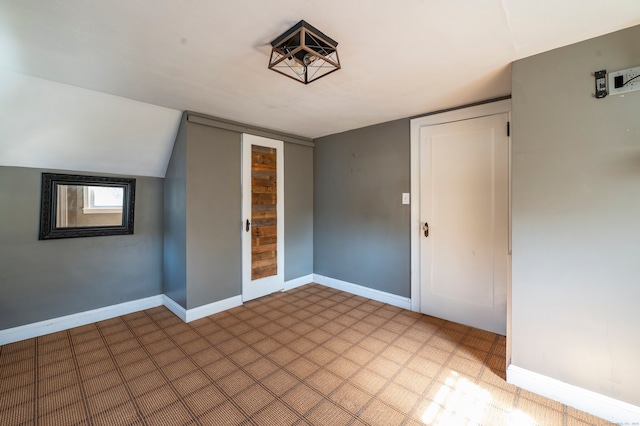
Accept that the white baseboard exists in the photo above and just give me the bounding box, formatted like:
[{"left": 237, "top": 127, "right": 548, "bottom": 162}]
[
  {"left": 1, "top": 275, "right": 406, "bottom": 345},
  {"left": 0, "top": 295, "right": 164, "bottom": 345},
  {"left": 283, "top": 274, "right": 314, "bottom": 291},
  {"left": 507, "top": 364, "right": 640, "bottom": 424},
  {"left": 162, "top": 295, "right": 188, "bottom": 322},
  {"left": 185, "top": 295, "right": 242, "bottom": 322},
  {"left": 312, "top": 274, "right": 412, "bottom": 310},
  {"left": 163, "top": 295, "right": 243, "bottom": 323},
  {"left": 165, "top": 274, "right": 313, "bottom": 322}
]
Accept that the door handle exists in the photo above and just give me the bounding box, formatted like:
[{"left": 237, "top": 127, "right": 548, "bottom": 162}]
[
  {"left": 246, "top": 219, "right": 250, "bottom": 232},
  {"left": 423, "top": 222, "right": 429, "bottom": 237}
]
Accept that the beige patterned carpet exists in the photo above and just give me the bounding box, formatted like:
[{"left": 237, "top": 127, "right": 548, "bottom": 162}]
[{"left": 0, "top": 284, "right": 612, "bottom": 425}]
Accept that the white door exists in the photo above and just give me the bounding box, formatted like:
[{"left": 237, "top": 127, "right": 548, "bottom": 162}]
[
  {"left": 419, "top": 113, "right": 508, "bottom": 334},
  {"left": 242, "top": 134, "right": 285, "bottom": 302}
]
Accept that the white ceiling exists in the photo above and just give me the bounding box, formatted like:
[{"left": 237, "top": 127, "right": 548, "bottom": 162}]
[{"left": 1, "top": 0, "right": 640, "bottom": 177}]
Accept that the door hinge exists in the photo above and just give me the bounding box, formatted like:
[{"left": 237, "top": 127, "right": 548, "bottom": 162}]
[{"left": 507, "top": 121, "right": 510, "bottom": 137}]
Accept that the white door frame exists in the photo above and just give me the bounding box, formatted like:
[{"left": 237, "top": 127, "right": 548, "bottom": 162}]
[
  {"left": 409, "top": 99, "right": 512, "bottom": 345},
  {"left": 242, "top": 133, "right": 285, "bottom": 302}
]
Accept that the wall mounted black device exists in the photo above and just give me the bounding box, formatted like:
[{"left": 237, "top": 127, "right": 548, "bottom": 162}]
[{"left": 595, "top": 70, "right": 607, "bottom": 98}]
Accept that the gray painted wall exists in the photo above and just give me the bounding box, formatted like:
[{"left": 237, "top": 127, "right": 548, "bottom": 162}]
[
  {"left": 185, "top": 123, "right": 242, "bottom": 308},
  {"left": 0, "top": 166, "right": 163, "bottom": 329},
  {"left": 314, "top": 119, "right": 411, "bottom": 297},
  {"left": 163, "top": 116, "right": 314, "bottom": 310},
  {"left": 511, "top": 25, "right": 640, "bottom": 406},
  {"left": 163, "top": 113, "right": 188, "bottom": 307},
  {"left": 284, "top": 143, "right": 314, "bottom": 281}
]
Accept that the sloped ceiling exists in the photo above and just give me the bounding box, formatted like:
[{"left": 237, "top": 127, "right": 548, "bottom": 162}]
[{"left": 1, "top": 0, "right": 639, "bottom": 177}]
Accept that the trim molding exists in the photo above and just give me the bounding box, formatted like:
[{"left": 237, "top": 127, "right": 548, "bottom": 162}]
[
  {"left": 284, "top": 274, "right": 314, "bottom": 291},
  {"left": 409, "top": 115, "right": 421, "bottom": 313},
  {"left": 162, "top": 295, "right": 188, "bottom": 322},
  {"left": 410, "top": 95, "right": 512, "bottom": 120},
  {"left": 507, "top": 364, "right": 640, "bottom": 424},
  {"left": 186, "top": 113, "right": 314, "bottom": 147},
  {"left": 0, "top": 295, "right": 163, "bottom": 345},
  {"left": 163, "top": 295, "right": 243, "bottom": 323},
  {"left": 312, "top": 274, "right": 411, "bottom": 310},
  {"left": 1, "top": 277, "right": 315, "bottom": 345}
]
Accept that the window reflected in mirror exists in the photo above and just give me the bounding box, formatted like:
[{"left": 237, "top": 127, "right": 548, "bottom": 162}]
[
  {"left": 56, "top": 185, "right": 124, "bottom": 228},
  {"left": 40, "top": 173, "right": 135, "bottom": 240}
]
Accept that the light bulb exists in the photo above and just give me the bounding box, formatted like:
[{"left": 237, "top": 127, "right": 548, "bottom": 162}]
[
  {"left": 292, "top": 60, "right": 305, "bottom": 76},
  {"left": 303, "top": 53, "right": 317, "bottom": 66},
  {"left": 282, "top": 47, "right": 305, "bottom": 76}
]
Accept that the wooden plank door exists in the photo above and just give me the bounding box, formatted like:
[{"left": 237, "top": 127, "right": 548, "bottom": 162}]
[
  {"left": 242, "top": 134, "right": 284, "bottom": 301},
  {"left": 419, "top": 113, "right": 509, "bottom": 335},
  {"left": 251, "top": 145, "right": 278, "bottom": 280}
]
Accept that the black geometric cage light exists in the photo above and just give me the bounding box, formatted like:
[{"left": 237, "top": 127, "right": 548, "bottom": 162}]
[{"left": 268, "top": 20, "right": 340, "bottom": 84}]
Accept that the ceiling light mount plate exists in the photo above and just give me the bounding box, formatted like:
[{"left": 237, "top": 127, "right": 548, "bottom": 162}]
[{"left": 268, "top": 20, "right": 340, "bottom": 85}]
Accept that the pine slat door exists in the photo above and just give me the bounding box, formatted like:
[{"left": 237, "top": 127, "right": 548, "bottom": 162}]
[
  {"left": 251, "top": 145, "right": 278, "bottom": 279},
  {"left": 242, "top": 134, "right": 284, "bottom": 302}
]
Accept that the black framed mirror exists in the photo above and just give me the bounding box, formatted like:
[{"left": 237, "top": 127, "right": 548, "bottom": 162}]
[{"left": 39, "top": 173, "right": 136, "bottom": 240}]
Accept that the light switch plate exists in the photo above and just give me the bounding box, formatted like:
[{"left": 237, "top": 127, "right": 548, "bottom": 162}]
[
  {"left": 402, "top": 193, "right": 410, "bottom": 205},
  {"left": 608, "top": 66, "right": 640, "bottom": 96}
]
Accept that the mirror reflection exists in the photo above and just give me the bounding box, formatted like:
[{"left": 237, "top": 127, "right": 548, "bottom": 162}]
[
  {"left": 39, "top": 173, "right": 136, "bottom": 240},
  {"left": 55, "top": 185, "right": 124, "bottom": 228}
]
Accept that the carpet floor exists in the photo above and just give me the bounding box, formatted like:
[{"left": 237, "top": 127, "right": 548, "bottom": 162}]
[{"left": 0, "top": 283, "right": 612, "bottom": 425}]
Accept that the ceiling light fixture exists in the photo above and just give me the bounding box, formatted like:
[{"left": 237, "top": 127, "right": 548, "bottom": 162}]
[{"left": 268, "top": 20, "right": 340, "bottom": 84}]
